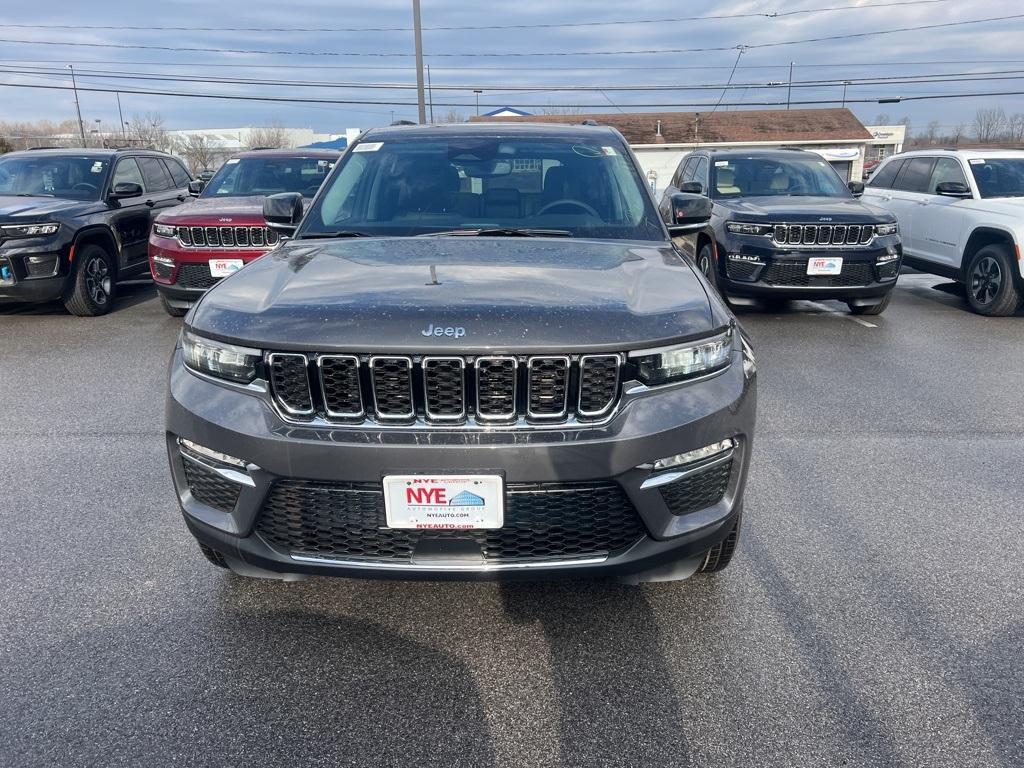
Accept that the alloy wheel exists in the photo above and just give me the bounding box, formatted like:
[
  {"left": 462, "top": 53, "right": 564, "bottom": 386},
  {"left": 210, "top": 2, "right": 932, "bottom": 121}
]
[
  {"left": 699, "top": 253, "right": 712, "bottom": 277},
  {"left": 85, "top": 256, "right": 111, "bottom": 306},
  {"left": 970, "top": 256, "right": 1001, "bottom": 306}
]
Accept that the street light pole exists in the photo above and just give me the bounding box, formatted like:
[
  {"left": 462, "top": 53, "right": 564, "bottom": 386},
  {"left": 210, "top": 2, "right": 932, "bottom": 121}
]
[
  {"left": 68, "top": 64, "right": 87, "bottom": 147},
  {"left": 841, "top": 80, "right": 851, "bottom": 108},
  {"left": 474, "top": 90, "right": 482, "bottom": 116},
  {"left": 427, "top": 64, "right": 434, "bottom": 123},
  {"left": 412, "top": 0, "right": 426, "bottom": 124},
  {"left": 786, "top": 62, "right": 794, "bottom": 110}
]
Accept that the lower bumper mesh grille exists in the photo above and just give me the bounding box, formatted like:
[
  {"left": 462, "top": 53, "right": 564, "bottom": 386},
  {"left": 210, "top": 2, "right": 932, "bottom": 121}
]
[
  {"left": 761, "top": 261, "right": 877, "bottom": 288},
  {"left": 658, "top": 458, "right": 733, "bottom": 516},
  {"left": 182, "top": 458, "right": 242, "bottom": 513},
  {"left": 256, "top": 480, "right": 646, "bottom": 562},
  {"left": 176, "top": 263, "right": 222, "bottom": 290}
]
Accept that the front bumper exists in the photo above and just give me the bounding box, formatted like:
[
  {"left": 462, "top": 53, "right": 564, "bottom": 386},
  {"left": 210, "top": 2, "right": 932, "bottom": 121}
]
[
  {"left": 715, "top": 232, "right": 902, "bottom": 301},
  {"left": 166, "top": 346, "right": 756, "bottom": 582},
  {"left": 0, "top": 240, "right": 71, "bottom": 304},
  {"left": 149, "top": 234, "right": 268, "bottom": 309}
]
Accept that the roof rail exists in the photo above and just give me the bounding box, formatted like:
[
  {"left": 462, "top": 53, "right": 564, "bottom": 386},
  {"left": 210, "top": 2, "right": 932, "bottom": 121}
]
[
  {"left": 580, "top": 119, "right": 599, "bottom": 126},
  {"left": 26, "top": 145, "right": 62, "bottom": 150}
]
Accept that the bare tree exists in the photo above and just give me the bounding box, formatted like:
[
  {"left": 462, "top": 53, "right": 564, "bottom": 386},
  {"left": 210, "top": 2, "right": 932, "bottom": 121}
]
[
  {"left": 0, "top": 119, "right": 78, "bottom": 150},
  {"left": 126, "top": 112, "right": 172, "bottom": 151},
  {"left": 922, "top": 120, "right": 941, "bottom": 145},
  {"left": 539, "top": 106, "right": 583, "bottom": 116},
  {"left": 245, "top": 123, "right": 292, "bottom": 149},
  {"left": 973, "top": 107, "right": 1008, "bottom": 143},
  {"left": 1008, "top": 113, "right": 1024, "bottom": 142},
  {"left": 177, "top": 133, "right": 216, "bottom": 174},
  {"left": 951, "top": 123, "right": 967, "bottom": 146},
  {"left": 874, "top": 113, "right": 892, "bottom": 125},
  {"left": 0, "top": 136, "right": 14, "bottom": 154},
  {"left": 438, "top": 109, "right": 464, "bottom": 123}
]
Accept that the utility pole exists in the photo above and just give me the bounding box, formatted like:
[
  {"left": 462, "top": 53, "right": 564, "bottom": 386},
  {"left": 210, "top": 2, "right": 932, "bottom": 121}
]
[
  {"left": 116, "top": 91, "right": 126, "bottom": 140},
  {"left": 68, "top": 64, "right": 87, "bottom": 147},
  {"left": 474, "top": 89, "right": 482, "bottom": 116},
  {"left": 412, "top": 0, "right": 426, "bottom": 124},
  {"left": 786, "top": 62, "right": 793, "bottom": 110},
  {"left": 427, "top": 64, "right": 434, "bottom": 123},
  {"left": 841, "top": 80, "right": 851, "bottom": 108}
]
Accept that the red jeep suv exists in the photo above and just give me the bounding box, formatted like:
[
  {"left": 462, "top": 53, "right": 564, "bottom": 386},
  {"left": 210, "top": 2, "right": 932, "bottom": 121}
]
[{"left": 148, "top": 148, "right": 340, "bottom": 315}]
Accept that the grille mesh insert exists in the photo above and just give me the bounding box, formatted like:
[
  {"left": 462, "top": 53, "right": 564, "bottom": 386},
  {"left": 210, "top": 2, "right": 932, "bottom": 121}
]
[
  {"left": 658, "top": 458, "right": 733, "bottom": 516},
  {"left": 423, "top": 358, "right": 465, "bottom": 418},
  {"left": 578, "top": 356, "right": 620, "bottom": 416},
  {"left": 761, "top": 261, "right": 876, "bottom": 288},
  {"left": 319, "top": 356, "right": 362, "bottom": 417},
  {"left": 269, "top": 354, "right": 313, "bottom": 415},
  {"left": 371, "top": 357, "right": 414, "bottom": 417},
  {"left": 256, "top": 480, "right": 646, "bottom": 561},
  {"left": 182, "top": 457, "right": 242, "bottom": 513},
  {"left": 528, "top": 357, "right": 569, "bottom": 417},
  {"left": 773, "top": 223, "right": 874, "bottom": 247},
  {"left": 176, "top": 264, "right": 221, "bottom": 289}
]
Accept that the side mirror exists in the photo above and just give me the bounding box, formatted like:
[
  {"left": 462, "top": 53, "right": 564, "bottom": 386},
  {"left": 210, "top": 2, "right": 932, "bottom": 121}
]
[
  {"left": 109, "top": 182, "right": 143, "bottom": 200},
  {"left": 848, "top": 181, "right": 865, "bottom": 197},
  {"left": 936, "top": 181, "right": 972, "bottom": 198},
  {"left": 678, "top": 181, "right": 704, "bottom": 194},
  {"left": 187, "top": 180, "right": 205, "bottom": 196},
  {"left": 666, "top": 192, "right": 712, "bottom": 235},
  {"left": 264, "top": 192, "right": 304, "bottom": 235}
]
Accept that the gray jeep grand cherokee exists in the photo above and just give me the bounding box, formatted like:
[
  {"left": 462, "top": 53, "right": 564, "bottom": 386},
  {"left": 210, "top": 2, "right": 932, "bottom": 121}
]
[{"left": 165, "top": 123, "right": 757, "bottom": 583}]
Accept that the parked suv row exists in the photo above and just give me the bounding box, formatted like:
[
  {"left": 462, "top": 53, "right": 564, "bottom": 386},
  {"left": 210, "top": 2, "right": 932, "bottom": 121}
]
[
  {"left": 0, "top": 148, "right": 191, "bottom": 315},
  {"left": 863, "top": 149, "right": 1024, "bottom": 316}
]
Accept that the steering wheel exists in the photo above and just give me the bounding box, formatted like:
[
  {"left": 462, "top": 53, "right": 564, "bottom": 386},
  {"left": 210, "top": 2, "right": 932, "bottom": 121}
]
[
  {"left": 536, "top": 199, "right": 600, "bottom": 218},
  {"left": 302, "top": 185, "right": 321, "bottom": 197},
  {"left": 73, "top": 182, "right": 98, "bottom": 193}
]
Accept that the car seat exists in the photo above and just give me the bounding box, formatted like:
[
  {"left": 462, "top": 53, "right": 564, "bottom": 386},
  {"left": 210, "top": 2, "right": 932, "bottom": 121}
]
[{"left": 716, "top": 167, "right": 742, "bottom": 195}]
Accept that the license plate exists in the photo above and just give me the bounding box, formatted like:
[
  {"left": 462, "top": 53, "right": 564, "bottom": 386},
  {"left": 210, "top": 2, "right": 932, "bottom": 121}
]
[
  {"left": 209, "top": 258, "right": 244, "bottom": 277},
  {"left": 383, "top": 474, "right": 504, "bottom": 530},
  {"left": 807, "top": 257, "right": 843, "bottom": 275}
]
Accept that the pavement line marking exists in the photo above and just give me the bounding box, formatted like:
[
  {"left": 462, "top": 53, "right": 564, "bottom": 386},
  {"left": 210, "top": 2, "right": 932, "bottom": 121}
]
[
  {"left": 801, "top": 301, "right": 877, "bottom": 328},
  {"left": 848, "top": 316, "right": 878, "bottom": 328}
]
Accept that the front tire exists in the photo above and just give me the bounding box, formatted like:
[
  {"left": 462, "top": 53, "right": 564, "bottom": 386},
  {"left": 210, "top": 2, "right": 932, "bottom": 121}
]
[
  {"left": 63, "top": 243, "right": 116, "bottom": 316},
  {"left": 160, "top": 292, "right": 187, "bottom": 317},
  {"left": 848, "top": 291, "right": 892, "bottom": 315},
  {"left": 699, "top": 514, "right": 741, "bottom": 573},
  {"left": 696, "top": 242, "right": 719, "bottom": 292},
  {"left": 965, "top": 244, "right": 1022, "bottom": 316}
]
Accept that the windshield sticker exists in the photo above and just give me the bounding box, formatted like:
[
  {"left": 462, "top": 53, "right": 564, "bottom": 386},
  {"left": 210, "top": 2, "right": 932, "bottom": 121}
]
[
  {"left": 225, "top": 158, "right": 240, "bottom": 164},
  {"left": 571, "top": 144, "right": 604, "bottom": 158},
  {"left": 600, "top": 146, "right": 617, "bottom": 156},
  {"left": 715, "top": 161, "right": 729, "bottom": 167},
  {"left": 969, "top": 158, "right": 985, "bottom": 165},
  {"left": 354, "top": 142, "right": 383, "bottom": 152},
  {"left": 90, "top": 162, "right": 104, "bottom": 173}
]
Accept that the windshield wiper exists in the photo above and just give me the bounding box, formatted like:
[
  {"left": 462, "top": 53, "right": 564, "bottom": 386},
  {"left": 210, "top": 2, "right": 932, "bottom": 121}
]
[
  {"left": 297, "top": 230, "right": 368, "bottom": 239},
  {"left": 420, "top": 227, "right": 573, "bottom": 238},
  {"left": 13, "top": 192, "right": 55, "bottom": 197}
]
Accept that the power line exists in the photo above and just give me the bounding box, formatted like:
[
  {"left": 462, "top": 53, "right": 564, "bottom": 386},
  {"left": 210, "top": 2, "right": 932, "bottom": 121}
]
[
  {"left": 0, "top": 14, "right": 1020, "bottom": 58},
  {"left": 0, "top": 1, "right": 955, "bottom": 33},
  {"left": 4, "top": 78, "right": 1024, "bottom": 109},
  {"left": 7, "top": 63, "right": 1024, "bottom": 94}
]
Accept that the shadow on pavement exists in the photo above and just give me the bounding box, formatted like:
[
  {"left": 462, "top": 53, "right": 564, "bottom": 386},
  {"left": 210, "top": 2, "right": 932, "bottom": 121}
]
[{"left": 0, "top": 279, "right": 156, "bottom": 316}]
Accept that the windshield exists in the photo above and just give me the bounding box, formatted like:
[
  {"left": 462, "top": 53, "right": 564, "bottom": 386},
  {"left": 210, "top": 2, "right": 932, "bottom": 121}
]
[
  {"left": 300, "top": 135, "right": 665, "bottom": 240},
  {"left": 0, "top": 155, "right": 109, "bottom": 200},
  {"left": 968, "top": 158, "right": 1024, "bottom": 198},
  {"left": 202, "top": 155, "right": 336, "bottom": 199},
  {"left": 711, "top": 156, "right": 852, "bottom": 199}
]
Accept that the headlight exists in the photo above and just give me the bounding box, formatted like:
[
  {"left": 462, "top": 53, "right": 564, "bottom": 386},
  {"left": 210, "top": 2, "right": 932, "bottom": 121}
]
[
  {"left": 182, "top": 331, "right": 261, "bottom": 384},
  {"left": 725, "top": 221, "right": 771, "bottom": 236},
  {"left": 874, "top": 222, "right": 898, "bottom": 237},
  {"left": 153, "top": 223, "right": 177, "bottom": 238},
  {"left": 1, "top": 222, "right": 59, "bottom": 237},
  {"left": 632, "top": 328, "right": 733, "bottom": 386}
]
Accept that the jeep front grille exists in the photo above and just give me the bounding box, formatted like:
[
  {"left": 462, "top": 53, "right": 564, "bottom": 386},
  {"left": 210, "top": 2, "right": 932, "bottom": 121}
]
[
  {"left": 175, "top": 225, "right": 278, "bottom": 249},
  {"left": 266, "top": 352, "right": 624, "bottom": 427},
  {"left": 772, "top": 223, "right": 874, "bottom": 247}
]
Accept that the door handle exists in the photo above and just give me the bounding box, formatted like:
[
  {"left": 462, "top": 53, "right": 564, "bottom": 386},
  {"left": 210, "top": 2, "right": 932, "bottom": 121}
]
[{"left": 145, "top": 199, "right": 156, "bottom": 207}]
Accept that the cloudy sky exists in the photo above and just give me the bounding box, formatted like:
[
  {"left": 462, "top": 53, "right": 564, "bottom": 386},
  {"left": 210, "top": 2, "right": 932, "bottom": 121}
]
[{"left": 1, "top": 0, "right": 1023, "bottom": 134}]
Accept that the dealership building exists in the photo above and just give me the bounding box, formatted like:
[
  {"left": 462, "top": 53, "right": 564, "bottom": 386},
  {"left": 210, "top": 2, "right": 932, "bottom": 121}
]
[{"left": 473, "top": 108, "right": 880, "bottom": 193}]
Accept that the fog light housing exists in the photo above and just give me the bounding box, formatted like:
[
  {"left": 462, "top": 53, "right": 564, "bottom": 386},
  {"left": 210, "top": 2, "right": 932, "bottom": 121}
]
[
  {"left": 652, "top": 439, "right": 734, "bottom": 471},
  {"left": 25, "top": 254, "right": 59, "bottom": 277}
]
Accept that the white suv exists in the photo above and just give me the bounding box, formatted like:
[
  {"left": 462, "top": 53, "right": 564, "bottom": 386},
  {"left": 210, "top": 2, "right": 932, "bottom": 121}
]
[{"left": 863, "top": 149, "right": 1024, "bottom": 315}]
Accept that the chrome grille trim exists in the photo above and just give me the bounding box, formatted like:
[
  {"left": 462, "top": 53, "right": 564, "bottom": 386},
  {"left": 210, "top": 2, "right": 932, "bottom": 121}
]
[
  {"left": 526, "top": 356, "right": 570, "bottom": 420},
  {"left": 317, "top": 355, "right": 364, "bottom": 419},
  {"left": 268, "top": 353, "right": 314, "bottom": 417},
  {"left": 173, "top": 225, "right": 277, "bottom": 249},
  {"left": 577, "top": 354, "right": 622, "bottom": 418},
  {"left": 474, "top": 356, "right": 519, "bottom": 422},
  {"left": 369, "top": 356, "right": 415, "bottom": 420},
  {"left": 770, "top": 222, "right": 875, "bottom": 248},
  {"left": 422, "top": 356, "right": 466, "bottom": 422}
]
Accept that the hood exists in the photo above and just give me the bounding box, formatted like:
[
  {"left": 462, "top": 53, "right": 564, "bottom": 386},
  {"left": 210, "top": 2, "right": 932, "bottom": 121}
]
[
  {"left": 0, "top": 195, "right": 100, "bottom": 221},
  {"left": 715, "top": 195, "right": 895, "bottom": 222},
  {"left": 156, "top": 196, "right": 267, "bottom": 225},
  {"left": 188, "top": 237, "right": 718, "bottom": 353}
]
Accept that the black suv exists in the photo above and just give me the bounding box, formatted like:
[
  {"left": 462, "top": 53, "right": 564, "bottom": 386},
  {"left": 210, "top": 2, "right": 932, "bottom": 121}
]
[
  {"left": 166, "top": 123, "right": 757, "bottom": 584},
  {"left": 0, "top": 147, "right": 191, "bottom": 316},
  {"left": 659, "top": 148, "right": 902, "bottom": 315}
]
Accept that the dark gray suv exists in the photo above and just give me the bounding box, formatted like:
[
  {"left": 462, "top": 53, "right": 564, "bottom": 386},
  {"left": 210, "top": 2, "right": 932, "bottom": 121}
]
[{"left": 165, "top": 123, "right": 757, "bottom": 583}]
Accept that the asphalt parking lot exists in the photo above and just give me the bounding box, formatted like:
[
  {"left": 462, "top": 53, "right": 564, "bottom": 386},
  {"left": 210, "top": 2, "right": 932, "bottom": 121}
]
[{"left": 1, "top": 272, "right": 1022, "bottom": 768}]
